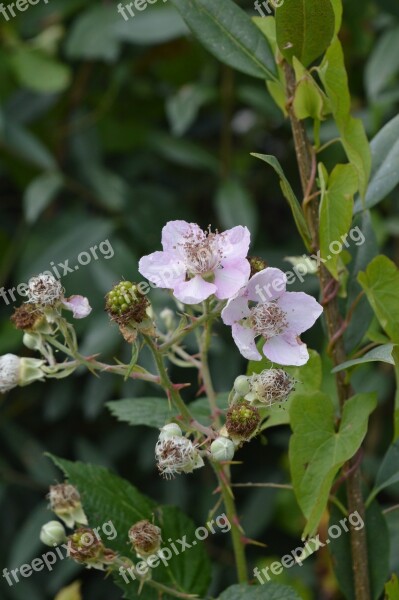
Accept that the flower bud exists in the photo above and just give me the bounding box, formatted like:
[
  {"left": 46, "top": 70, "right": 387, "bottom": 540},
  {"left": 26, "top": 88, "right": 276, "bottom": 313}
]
[
  {"left": 68, "top": 528, "right": 116, "bottom": 570},
  {"left": 247, "top": 369, "right": 295, "bottom": 407},
  {"left": 225, "top": 401, "right": 261, "bottom": 441},
  {"left": 0, "top": 354, "right": 46, "bottom": 393},
  {"left": 27, "top": 274, "right": 63, "bottom": 306},
  {"left": 155, "top": 436, "right": 204, "bottom": 479},
  {"left": 159, "top": 423, "right": 182, "bottom": 441},
  {"left": 48, "top": 484, "right": 88, "bottom": 528},
  {"left": 233, "top": 375, "right": 250, "bottom": 397},
  {"left": 128, "top": 520, "right": 162, "bottom": 558},
  {"left": 40, "top": 521, "right": 67, "bottom": 546},
  {"left": 210, "top": 437, "right": 235, "bottom": 462}
]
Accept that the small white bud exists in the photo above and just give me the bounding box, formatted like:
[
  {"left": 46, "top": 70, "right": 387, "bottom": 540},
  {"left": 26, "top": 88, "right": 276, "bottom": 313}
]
[
  {"left": 159, "top": 423, "right": 183, "bottom": 441},
  {"left": 210, "top": 437, "right": 235, "bottom": 462},
  {"left": 0, "top": 354, "right": 46, "bottom": 393},
  {"left": 40, "top": 521, "right": 67, "bottom": 546},
  {"left": 234, "top": 375, "right": 250, "bottom": 397}
]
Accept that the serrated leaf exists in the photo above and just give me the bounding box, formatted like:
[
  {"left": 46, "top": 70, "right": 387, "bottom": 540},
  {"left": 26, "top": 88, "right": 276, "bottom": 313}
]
[
  {"left": 170, "top": 0, "right": 277, "bottom": 80},
  {"left": 217, "top": 583, "right": 302, "bottom": 599},
  {"left": 275, "top": 0, "right": 335, "bottom": 67},
  {"left": 289, "top": 392, "right": 377, "bottom": 537},
  {"left": 319, "top": 163, "right": 358, "bottom": 279},
  {"left": 358, "top": 256, "right": 399, "bottom": 343},
  {"left": 48, "top": 456, "right": 211, "bottom": 599},
  {"left": 251, "top": 154, "right": 312, "bottom": 251},
  {"left": 319, "top": 39, "right": 371, "bottom": 199}
]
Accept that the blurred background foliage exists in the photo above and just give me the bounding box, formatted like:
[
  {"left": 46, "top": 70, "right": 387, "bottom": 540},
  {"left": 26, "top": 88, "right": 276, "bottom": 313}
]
[{"left": 0, "top": 0, "right": 398, "bottom": 598}]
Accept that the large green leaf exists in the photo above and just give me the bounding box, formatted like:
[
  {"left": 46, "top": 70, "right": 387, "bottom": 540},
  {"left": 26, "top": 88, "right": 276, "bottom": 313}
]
[
  {"left": 319, "top": 163, "right": 358, "bottom": 279},
  {"left": 217, "top": 583, "right": 302, "bottom": 599},
  {"left": 358, "top": 256, "right": 399, "bottom": 343},
  {"left": 365, "top": 26, "right": 399, "bottom": 103},
  {"left": 329, "top": 500, "right": 390, "bottom": 600},
  {"left": 394, "top": 347, "right": 399, "bottom": 441},
  {"left": 251, "top": 154, "right": 312, "bottom": 251},
  {"left": 275, "top": 0, "right": 335, "bottom": 67},
  {"left": 289, "top": 392, "right": 377, "bottom": 537},
  {"left": 319, "top": 39, "right": 371, "bottom": 199},
  {"left": 354, "top": 114, "right": 399, "bottom": 213},
  {"left": 9, "top": 49, "right": 72, "bottom": 93},
  {"left": 170, "top": 0, "right": 277, "bottom": 80},
  {"left": 23, "top": 172, "right": 64, "bottom": 224},
  {"left": 48, "top": 456, "right": 211, "bottom": 599},
  {"left": 367, "top": 439, "right": 399, "bottom": 505}
]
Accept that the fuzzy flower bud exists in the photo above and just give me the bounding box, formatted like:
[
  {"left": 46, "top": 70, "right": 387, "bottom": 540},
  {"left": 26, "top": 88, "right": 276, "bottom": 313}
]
[
  {"left": 233, "top": 375, "right": 251, "bottom": 397},
  {"left": 247, "top": 369, "right": 295, "bottom": 407},
  {"left": 68, "top": 528, "right": 116, "bottom": 570},
  {"left": 155, "top": 436, "right": 204, "bottom": 479},
  {"left": 40, "top": 521, "right": 67, "bottom": 546},
  {"left": 210, "top": 437, "right": 235, "bottom": 462},
  {"left": 47, "top": 484, "right": 88, "bottom": 528},
  {"left": 159, "top": 423, "right": 183, "bottom": 441},
  {"left": 128, "top": 520, "right": 162, "bottom": 558},
  {"left": 225, "top": 401, "right": 261, "bottom": 441},
  {"left": 27, "top": 274, "right": 63, "bottom": 306},
  {"left": 0, "top": 354, "right": 46, "bottom": 393}
]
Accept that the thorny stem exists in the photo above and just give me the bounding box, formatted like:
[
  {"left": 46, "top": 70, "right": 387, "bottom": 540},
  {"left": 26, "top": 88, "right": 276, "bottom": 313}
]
[
  {"left": 283, "top": 61, "right": 371, "bottom": 600},
  {"left": 159, "top": 305, "right": 223, "bottom": 353}
]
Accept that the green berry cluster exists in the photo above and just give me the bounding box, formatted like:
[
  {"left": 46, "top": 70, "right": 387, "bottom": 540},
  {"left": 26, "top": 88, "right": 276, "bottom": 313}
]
[
  {"left": 106, "top": 281, "right": 149, "bottom": 325},
  {"left": 225, "top": 401, "right": 260, "bottom": 439}
]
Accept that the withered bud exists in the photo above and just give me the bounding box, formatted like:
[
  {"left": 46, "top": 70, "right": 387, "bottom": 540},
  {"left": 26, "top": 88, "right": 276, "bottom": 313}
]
[
  {"left": 128, "top": 520, "right": 162, "bottom": 558},
  {"left": 48, "top": 483, "right": 88, "bottom": 528},
  {"left": 11, "top": 305, "right": 42, "bottom": 331},
  {"left": 68, "top": 528, "right": 116, "bottom": 569},
  {"left": 248, "top": 256, "right": 268, "bottom": 278}
]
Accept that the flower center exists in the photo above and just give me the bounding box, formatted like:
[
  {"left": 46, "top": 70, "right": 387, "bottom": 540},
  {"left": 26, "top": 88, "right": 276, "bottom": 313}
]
[
  {"left": 180, "top": 231, "right": 225, "bottom": 276},
  {"left": 248, "top": 302, "right": 288, "bottom": 340}
]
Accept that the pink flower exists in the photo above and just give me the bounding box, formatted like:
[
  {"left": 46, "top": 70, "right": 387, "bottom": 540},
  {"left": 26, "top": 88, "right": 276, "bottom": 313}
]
[
  {"left": 139, "top": 221, "right": 251, "bottom": 304},
  {"left": 221, "top": 268, "right": 323, "bottom": 366},
  {"left": 62, "top": 295, "right": 92, "bottom": 319}
]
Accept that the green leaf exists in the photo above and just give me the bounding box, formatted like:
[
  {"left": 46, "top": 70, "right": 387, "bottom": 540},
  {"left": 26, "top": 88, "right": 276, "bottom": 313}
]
[
  {"left": 9, "top": 49, "right": 72, "bottom": 93},
  {"left": 319, "top": 39, "right": 371, "bottom": 199},
  {"left": 394, "top": 347, "right": 399, "bottom": 441},
  {"left": 66, "top": 6, "right": 120, "bottom": 62},
  {"left": 166, "top": 84, "right": 214, "bottom": 137},
  {"left": 217, "top": 583, "right": 302, "bottom": 599},
  {"left": 354, "top": 114, "right": 399, "bottom": 213},
  {"left": 289, "top": 392, "right": 377, "bottom": 537},
  {"left": 0, "top": 118, "right": 56, "bottom": 170},
  {"left": 332, "top": 344, "right": 396, "bottom": 373},
  {"left": 169, "top": 0, "right": 277, "bottom": 80},
  {"left": 23, "top": 172, "right": 64, "bottom": 224},
  {"left": 215, "top": 178, "right": 258, "bottom": 236},
  {"left": 329, "top": 500, "right": 390, "bottom": 600},
  {"left": 367, "top": 439, "right": 399, "bottom": 505},
  {"left": 358, "top": 256, "right": 399, "bottom": 343},
  {"left": 319, "top": 163, "right": 358, "bottom": 279},
  {"left": 365, "top": 26, "right": 399, "bottom": 102},
  {"left": 251, "top": 154, "right": 312, "bottom": 251},
  {"left": 108, "top": 395, "right": 229, "bottom": 429},
  {"left": 275, "top": 0, "right": 335, "bottom": 67},
  {"left": 114, "top": 6, "right": 188, "bottom": 45},
  {"left": 48, "top": 456, "right": 211, "bottom": 599},
  {"left": 385, "top": 574, "right": 399, "bottom": 600}
]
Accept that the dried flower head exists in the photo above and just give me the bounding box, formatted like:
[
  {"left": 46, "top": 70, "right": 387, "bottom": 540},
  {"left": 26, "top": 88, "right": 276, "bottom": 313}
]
[
  {"left": 48, "top": 484, "right": 88, "bottom": 528},
  {"left": 27, "top": 274, "right": 63, "bottom": 306},
  {"left": 68, "top": 528, "right": 116, "bottom": 570},
  {"left": 11, "top": 305, "right": 42, "bottom": 331},
  {"left": 128, "top": 520, "right": 162, "bottom": 558},
  {"left": 155, "top": 436, "right": 204, "bottom": 479},
  {"left": 225, "top": 401, "right": 261, "bottom": 440},
  {"left": 247, "top": 369, "right": 295, "bottom": 407},
  {"left": 106, "top": 281, "right": 150, "bottom": 326}
]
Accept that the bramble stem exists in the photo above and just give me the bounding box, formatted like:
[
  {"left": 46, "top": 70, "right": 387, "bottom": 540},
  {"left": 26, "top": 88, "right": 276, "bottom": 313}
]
[
  {"left": 283, "top": 61, "right": 371, "bottom": 600},
  {"left": 200, "top": 302, "right": 221, "bottom": 426}
]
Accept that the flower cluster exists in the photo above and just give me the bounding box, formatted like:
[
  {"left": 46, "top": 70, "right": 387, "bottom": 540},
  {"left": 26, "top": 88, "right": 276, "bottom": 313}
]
[
  {"left": 26, "top": 274, "right": 92, "bottom": 319},
  {"left": 139, "top": 221, "right": 322, "bottom": 366}
]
